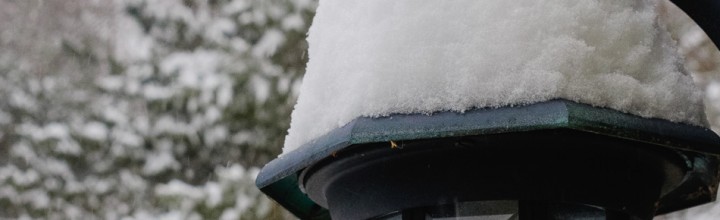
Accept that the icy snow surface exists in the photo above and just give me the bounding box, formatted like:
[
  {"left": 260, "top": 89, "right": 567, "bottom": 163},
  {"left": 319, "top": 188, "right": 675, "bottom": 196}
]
[{"left": 283, "top": 0, "right": 707, "bottom": 153}]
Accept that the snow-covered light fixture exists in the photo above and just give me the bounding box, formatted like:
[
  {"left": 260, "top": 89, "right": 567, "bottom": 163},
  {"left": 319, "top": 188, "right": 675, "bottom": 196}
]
[{"left": 257, "top": 0, "right": 720, "bottom": 219}]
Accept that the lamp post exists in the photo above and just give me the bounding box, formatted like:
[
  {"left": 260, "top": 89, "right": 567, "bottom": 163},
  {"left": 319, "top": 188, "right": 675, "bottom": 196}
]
[{"left": 257, "top": 1, "right": 720, "bottom": 220}]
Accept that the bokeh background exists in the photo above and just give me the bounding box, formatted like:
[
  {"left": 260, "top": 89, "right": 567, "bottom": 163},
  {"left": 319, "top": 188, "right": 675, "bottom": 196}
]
[{"left": 0, "top": 0, "right": 717, "bottom": 219}]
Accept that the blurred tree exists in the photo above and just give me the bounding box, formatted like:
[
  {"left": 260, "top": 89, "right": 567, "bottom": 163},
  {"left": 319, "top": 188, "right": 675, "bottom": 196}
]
[{"left": 0, "top": 0, "right": 315, "bottom": 219}]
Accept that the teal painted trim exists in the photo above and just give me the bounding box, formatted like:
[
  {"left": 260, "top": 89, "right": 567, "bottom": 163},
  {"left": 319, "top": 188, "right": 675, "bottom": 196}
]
[
  {"left": 348, "top": 99, "right": 570, "bottom": 144},
  {"left": 259, "top": 175, "right": 330, "bottom": 220},
  {"left": 565, "top": 101, "right": 720, "bottom": 154}
]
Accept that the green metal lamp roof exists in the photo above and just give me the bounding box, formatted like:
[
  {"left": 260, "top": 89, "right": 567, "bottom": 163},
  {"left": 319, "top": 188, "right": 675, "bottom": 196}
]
[{"left": 256, "top": 99, "right": 720, "bottom": 219}]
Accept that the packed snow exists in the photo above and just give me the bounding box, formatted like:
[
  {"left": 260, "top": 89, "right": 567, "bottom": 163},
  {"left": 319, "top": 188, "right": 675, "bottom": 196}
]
[{"left": 284, "top": 0, "right": 707, "bottom": 153}]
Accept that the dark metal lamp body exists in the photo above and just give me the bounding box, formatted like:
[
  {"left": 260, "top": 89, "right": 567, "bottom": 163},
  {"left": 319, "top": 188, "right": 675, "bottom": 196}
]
[
  {"left": 257, "top": 100, "right": 720, "bottom": 219},
  {"left": 257, "top": 1, "right": 720, "bottom": 219}
]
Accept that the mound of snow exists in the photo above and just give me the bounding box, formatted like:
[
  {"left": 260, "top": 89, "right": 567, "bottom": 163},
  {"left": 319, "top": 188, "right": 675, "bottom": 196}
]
[{"left": 283, "top": 0, "right": 706, "bottom": 153}]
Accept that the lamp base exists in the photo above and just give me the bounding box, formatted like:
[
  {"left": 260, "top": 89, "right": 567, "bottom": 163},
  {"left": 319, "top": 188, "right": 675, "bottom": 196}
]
[{"left": 376, "top": 200, "right": 638, "bottom": 220}]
